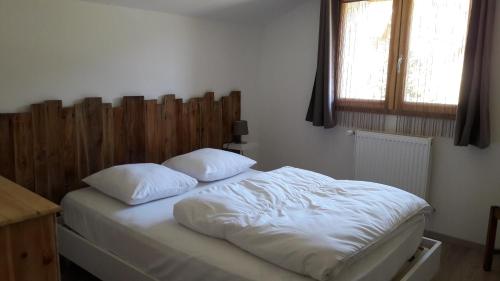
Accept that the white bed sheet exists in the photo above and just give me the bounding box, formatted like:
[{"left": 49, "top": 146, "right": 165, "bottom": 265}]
[{"left": 61, "top": 169, "right": 425, "bottom": 281}]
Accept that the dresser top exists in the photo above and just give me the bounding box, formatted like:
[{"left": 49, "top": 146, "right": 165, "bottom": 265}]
[{"left": 0, "top": 176, "right": 61, "bottom": 227}]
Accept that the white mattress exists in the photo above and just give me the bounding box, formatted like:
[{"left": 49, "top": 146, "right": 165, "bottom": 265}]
[{"left": 61, "top": 169, "right": 425, "bottom": 281}]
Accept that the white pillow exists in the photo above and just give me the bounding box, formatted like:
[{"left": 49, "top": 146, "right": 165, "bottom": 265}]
[
  {"left": 82, "top": 163, "right": 198, "bottom": 205},
  {"left": 163, "top": 148, "right": 256, "bottom": 182}
]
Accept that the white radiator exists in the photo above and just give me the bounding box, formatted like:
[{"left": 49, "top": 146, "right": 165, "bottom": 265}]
[{"left": 354, "top": 130, "right": 432, "bottom": 199}]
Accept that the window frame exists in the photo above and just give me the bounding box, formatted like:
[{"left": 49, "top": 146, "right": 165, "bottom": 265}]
[{"left": 335, "top": 0, "right": 469, "bottom": 119}]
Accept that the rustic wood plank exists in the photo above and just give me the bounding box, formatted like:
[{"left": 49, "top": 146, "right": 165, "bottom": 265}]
[
  {"left": 45, "top": 101, "right": 64, "bottom": 203},
  {"left": 201, "top": 92, "right": 215, "bottom": 148},
  {"left": 222, "top": 96, "right": 233, "bottom": 144},
  {"left": 124, "top": 96, "right": 145, "bottom": 163},
  {"left": 1, "top": 92, "right": 240, "bottom": 203},
  {"left": 62, "top": 107, "right": 78, "bottom": 193},
  {"left": 113, "top": 106, "right": 126, "bottom": 165},
  {"left": 213, "top": 101, "right": 223, "bottom": 148},
  {"left": 75, "top": 98, "right": 104, "bottom": 180},
  {"left": 102, "top": 103, "right": 114, "bottom": 168},
  {"left": 31, "top": 104, "right": 49, "bottom": 199},
  {"left": 144, "top": 100, "right": 159, "bottom": 163},
  {"left": 0, "top": 115, "right": 15, "bottom": 182},
  {"left": 182, "top": 101, "right": 191, "bottom": 153},
  {"left": 223, "top": 91, "right": 241, "bottom": 145},
  {"left": 162, "top": 95, "right": 177, "bottom": 160},
  {"left": 0, "top": 226, "right": 13, "bottom": 281},
  {"left": 12, "top": 113, "right": 34, "bottom": 192},
  {"left": 176, "top": 99, "right": 188, "bottom": 155},
  {"left": 188, "top": 99, "right": 201, "bottom": 151},
  {"left": 230, "top": 91, "right": 241, "bottom": 122},
  {"left": 84, "top": 98, "right": 104, "bottom": 175},
  {"left": 157, "top": 100, "right": 167, "bottom": 162}
]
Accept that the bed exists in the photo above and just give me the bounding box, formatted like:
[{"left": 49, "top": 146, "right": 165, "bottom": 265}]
[
  {"left": 58, "top": 169, "right": 441, "bottom": 281},
  {"left": 0, "top": 92, "right": 441, "bottom": 280}
]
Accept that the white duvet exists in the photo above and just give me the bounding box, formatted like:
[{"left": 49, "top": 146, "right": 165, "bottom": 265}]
[{"left": 174, "top": 167, "right": 432, "bottom": 281}]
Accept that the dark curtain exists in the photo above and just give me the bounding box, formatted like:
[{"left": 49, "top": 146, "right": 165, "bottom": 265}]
[
  {"left": 454, "top": 0, "right": 496, "bottom": 148},
  {"left": 306, "top": 0, "right": 341, "bottom": 128}
]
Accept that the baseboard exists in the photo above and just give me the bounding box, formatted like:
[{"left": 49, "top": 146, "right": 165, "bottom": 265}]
[{"left": 424, "top": 230, "right": 484, "bottom": 250}]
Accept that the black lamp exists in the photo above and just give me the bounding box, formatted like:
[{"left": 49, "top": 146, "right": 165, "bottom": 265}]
[{"left": 232, "top": 120, "right": 249, "bottom": 144}]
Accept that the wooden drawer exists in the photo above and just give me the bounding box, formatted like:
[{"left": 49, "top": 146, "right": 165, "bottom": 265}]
[
  {"left": 0, "top": 176, "right": 61, "bottom": 281},
  {"left": 1, "top": 215, "right": 59, "bottom": 281}
]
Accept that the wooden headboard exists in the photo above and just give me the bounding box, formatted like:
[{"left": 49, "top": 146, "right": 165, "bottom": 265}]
[{"left": 0, "top": 91, "right": 241, "bottom": 203}]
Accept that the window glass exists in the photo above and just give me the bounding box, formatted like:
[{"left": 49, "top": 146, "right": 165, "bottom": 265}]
[
  {"left": 338, "top": 1, "right": 393, "bottom": 102},
  {"left": 403, "top": 0, "right": 470, "bottom": 105}
]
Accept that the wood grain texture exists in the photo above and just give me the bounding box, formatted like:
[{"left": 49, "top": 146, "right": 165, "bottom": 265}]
[
  {"left": 221, "top": 96, "right": 232, "bottom": 144},
  {"left": 0, "top": 92, "right": 240, "bottom": 203},
  {"left": 0, "top": 227, "right": 12, "bottom": 280},
  {"left": 188, "top": 98, "right": 201, "bottom": 151},
  {"left": 433, "top": 242, "right": 500, "bottom": 281},
  {"left": 45, "top": 101, "right": 64, "bottom": 203},
  {"left": 212, "top": 101, "right": 224, "bottom": 148},
  {"left": 0, "top": 176, "right": 60, "bottom": 227},
  {"left": 102, "top": 104, "right": 114, "bottom": 169},
  {"left": 178, "top": 98, "right": 189, "bottom": 154},
  {"left": 31, "top": 104, "right": 50, "bottom": 199},
  {"left": 0, "top": 214, "right": 60, "bottom": 281},
  {"left": 201, "top": 92, "right": 215, "bottom": 148},
  {"left": 230, "top": 91, "right": 241, "bottom": 122},
  {"left": 112, "top": 106, "right": 126, "bottom": 166},
  {"left": 12, "top": 113, "right": 34, "bottom": 191},
  {"left": 124, "top": 97, "right": 145, "bottom": 164},
  {"left": 75, "top": 98, "right": 104, "bottom": 179},
  {"left": 0, "top": 114, "right": 15, "bottom": 182},
  {"left": 62, "top": 108, "right": 78, "bottom": 194},
  {"left": 162, "top": 95, "right": 177, "bottom": 160}
]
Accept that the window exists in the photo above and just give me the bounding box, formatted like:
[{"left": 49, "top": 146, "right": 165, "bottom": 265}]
[{"left": 336, "top": 0, "right": 471, "bottom": 118}]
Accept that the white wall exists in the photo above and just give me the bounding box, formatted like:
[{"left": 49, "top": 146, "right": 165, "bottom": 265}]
[
  {"left": 256, "top": 0, "right": 500, "bottom": 245},
  {"left": 2, "top": 0, "right": 499, "bottom": 245},
  {"left": 0, "top": 0, "right": 262, "bottom": 149}
]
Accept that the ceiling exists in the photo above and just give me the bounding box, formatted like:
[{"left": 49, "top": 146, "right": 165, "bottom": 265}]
[{"left": 81, "top": 0, "right": 310, "bottom": 25}]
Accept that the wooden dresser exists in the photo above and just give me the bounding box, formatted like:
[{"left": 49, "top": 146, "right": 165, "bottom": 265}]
[{"left": 0, "top": 176, "right": 61, "bottom": 281}]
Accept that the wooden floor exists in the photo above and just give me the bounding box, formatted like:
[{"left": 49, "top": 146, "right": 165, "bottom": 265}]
[
  {"left": 433, "top": 242, "right": 500, "bottom": 281},
  {"left": 61, "top": 242, "right": 500, "bottom": 281}
]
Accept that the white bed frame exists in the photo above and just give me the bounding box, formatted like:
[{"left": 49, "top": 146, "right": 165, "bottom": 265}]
[{"left": 57, "top": 222, "right": 442, "bottom": 281}]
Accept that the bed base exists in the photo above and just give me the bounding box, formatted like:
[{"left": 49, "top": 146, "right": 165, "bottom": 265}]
[
  {"left": 58, "top": 224, "right": 155, "bottom": 281},
  {"left": 58, "top": 223, "right": 442, "bottom": 281},
  {"left": 393, "top": 238, "right": 441, "bottom": 281}
]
